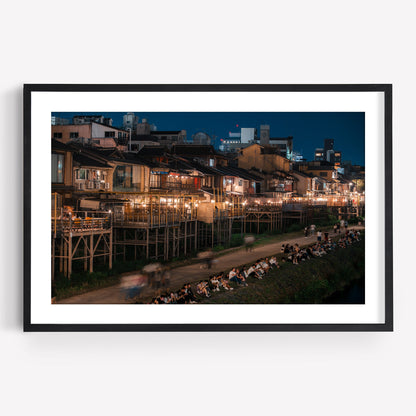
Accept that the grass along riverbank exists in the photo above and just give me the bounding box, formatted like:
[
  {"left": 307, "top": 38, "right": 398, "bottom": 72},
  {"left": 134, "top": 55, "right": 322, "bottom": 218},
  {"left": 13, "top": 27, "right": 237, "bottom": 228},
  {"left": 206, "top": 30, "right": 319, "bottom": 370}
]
[{"left": 200, "top": 235, "right": 365, "bottom": 304}]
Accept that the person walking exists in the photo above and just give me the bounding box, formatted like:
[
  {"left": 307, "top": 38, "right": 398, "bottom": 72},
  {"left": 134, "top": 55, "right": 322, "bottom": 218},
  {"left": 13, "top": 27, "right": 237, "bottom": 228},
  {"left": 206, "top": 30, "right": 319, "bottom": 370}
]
[{"left": 317, "top": 230, "right": 322, "bottom": 242}]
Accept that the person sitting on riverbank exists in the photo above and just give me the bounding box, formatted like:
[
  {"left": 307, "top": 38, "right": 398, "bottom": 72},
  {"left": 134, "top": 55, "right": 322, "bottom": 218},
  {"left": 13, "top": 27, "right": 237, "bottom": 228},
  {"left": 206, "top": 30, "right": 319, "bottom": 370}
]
[
  {"left": 236, "top": 268, "right": 248, "bottom": 286},
  {"left": 269, "top": 256, "right": 279, "bottom": 268},
  {"left": 229, "top": 268, "right": 248, "bottom": 286},
  {"left": 184, "top": 283, "right": 197, "bottom": 303},
  {"left": 219, "top": 275, "right": 233, "bottom": 290},
  {"left": 261, "top": 258, "right": 271, "bottom": 271},
  {"left": 209, "top": 275, "right": 221, "bottom": 292},
  {"left": 247, "top": 263, "right": 261, "bottom": 279},
  {"left": 196, "top": 281, "right": 210, "bottom": 298},
  {"left": 255, "top": 260, "right": 266, "bottom": 276}
]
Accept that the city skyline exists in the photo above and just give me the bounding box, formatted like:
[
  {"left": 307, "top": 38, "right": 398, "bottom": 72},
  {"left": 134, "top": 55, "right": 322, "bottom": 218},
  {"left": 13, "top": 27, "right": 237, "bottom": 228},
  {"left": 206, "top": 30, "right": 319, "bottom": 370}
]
[{"left": 52, "top": 111, "right": 365, "bottom": 165}]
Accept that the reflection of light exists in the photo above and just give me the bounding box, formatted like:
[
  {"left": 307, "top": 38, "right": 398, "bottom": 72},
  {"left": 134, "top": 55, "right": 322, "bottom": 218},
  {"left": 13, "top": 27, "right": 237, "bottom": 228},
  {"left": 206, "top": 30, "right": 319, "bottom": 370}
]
[
  {"left": 195, "top": 203, "right": 199, "bottom": 207},
  {"left": 211, "top": 199, "right": 215, "bottom": 203}
]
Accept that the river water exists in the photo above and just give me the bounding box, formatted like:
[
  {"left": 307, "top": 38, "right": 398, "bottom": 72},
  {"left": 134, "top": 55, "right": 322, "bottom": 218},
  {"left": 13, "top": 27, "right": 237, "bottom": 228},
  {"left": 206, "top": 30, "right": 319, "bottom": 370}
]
[{"left": 323, "top": 278, "right": 365, "bottom": 304}]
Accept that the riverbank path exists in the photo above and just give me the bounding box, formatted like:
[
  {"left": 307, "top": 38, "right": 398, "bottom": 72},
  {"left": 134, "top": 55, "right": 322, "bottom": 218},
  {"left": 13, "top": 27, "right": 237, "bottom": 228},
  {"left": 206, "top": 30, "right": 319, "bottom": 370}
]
[{"left": 57, "top": 226, "right": 364, "bottom": 304}]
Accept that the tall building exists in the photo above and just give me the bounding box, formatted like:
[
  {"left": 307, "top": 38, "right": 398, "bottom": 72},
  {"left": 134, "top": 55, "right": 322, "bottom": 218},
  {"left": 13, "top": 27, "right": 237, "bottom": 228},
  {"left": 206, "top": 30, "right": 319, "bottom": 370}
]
[
  {"left": 259, "top": 125, "right": 270, "bottom": 145},
  {"left": 268, "top": 136, "right": 293, "bottom": 160},
  {"left": 136, "top": 118, "right": 152, "bottom": 135},
  {"left": 315, "top": 138, "right": 341, "bottom": 165},
  {"left": 123, "top": 112, "right": 139, "bottom": 130},
  {"left": 314, "top": 148, "right": 325, "bottom": 161},
  {"left": 241, "top": 127, "right": 256, "bottom": 143}
]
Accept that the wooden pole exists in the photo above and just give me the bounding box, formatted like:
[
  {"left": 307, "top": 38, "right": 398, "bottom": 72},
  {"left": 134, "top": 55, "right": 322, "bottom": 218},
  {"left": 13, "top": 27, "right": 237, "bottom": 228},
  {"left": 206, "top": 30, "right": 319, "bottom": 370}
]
[
  {"left": 59, "top": 237, "right": 63, "bottom": 273},
  {"left": 123, "top": 230, "right": 126, "bottom": 261},
  {"left": 68, "top": 234, "right": 72, "bottom": 278},
  {"left": 195, "top": 220, "right": 197, "bottom": 251},
  {"left": 156, "top": 228, "right": 158, "bottom": 259},
  {"left": 134, "top": 229, "right": 137, "bottom": 261},
  {"left": 89, "top": 233, "right": 94, "bottom": 273},
  {"left": 146, "top": 228, "right": 149, "bottom": 258},
  {"left": 84, "top": 236, "right": 88, "bottom": 271},
  {"left": 52, "top": 237, "right": 55, "bottom": 281},
  {"left": 109, "top": 230, "right": 112, "bottom": 270},
  {"left": 54, "top": 192, "right": 57, "bottom": 236},
  {"left": 184, "top": 220, "right": 187, "bottom": 255}
]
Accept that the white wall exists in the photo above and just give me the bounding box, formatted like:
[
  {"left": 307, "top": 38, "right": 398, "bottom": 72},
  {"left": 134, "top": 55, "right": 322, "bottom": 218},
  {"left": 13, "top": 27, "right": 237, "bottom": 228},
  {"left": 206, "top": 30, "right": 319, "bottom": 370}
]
[{"left": 0, "top": 1, "right": 412, "bottom": 415}]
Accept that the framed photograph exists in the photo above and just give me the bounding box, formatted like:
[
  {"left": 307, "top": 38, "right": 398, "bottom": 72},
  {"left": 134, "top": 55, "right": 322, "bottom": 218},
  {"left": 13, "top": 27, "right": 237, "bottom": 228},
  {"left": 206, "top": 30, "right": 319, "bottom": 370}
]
[{"left": 23, "top": 84, "right": 392, "bottom": 331}]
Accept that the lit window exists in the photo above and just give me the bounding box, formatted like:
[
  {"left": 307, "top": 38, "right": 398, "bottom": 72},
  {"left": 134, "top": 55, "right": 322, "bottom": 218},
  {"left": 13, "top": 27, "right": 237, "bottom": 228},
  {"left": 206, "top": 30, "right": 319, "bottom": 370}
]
[{"left": 51, "top": 153, "right": 64, "bottom": 183}]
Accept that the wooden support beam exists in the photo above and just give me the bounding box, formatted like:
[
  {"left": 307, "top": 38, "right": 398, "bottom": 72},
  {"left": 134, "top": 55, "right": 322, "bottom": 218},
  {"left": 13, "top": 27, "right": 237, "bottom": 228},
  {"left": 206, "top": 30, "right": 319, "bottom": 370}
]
[
  {"left": 68, "top": 234, "right": 72, "bottom": 278},
  {"left": 109, "top": 229, "right": 113, "bottom": 270},
  {"left": 59, "top": 237, "right": 63, "bottom": 273},
  {"left": 156, "top": 228, "right": 158, "bottom": 259},
  {"left": 84, "top": 236, "right": 88, "bottom": 271},
  {"left": 52, "top": 237, "right": 55, "bottom": 281},
  {"left": 184, "top": 220, "right": 187, "bottom": 255},
  {"left": 89, "top": 233, "right": 94, "bottom": 273},
  {"left": 194, "top": 220, "right": 197, "bottom": 251}
]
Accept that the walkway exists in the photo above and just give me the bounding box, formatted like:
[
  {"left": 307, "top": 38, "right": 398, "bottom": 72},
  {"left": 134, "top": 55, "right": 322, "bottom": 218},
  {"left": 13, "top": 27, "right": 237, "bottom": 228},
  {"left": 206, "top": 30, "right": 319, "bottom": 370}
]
[{"left": 57, "top": 226, "right": 364, "bottom": 304}]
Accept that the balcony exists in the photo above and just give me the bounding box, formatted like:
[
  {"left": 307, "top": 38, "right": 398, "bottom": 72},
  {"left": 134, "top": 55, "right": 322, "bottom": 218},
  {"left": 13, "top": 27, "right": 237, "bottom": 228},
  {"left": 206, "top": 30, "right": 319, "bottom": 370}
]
[{"left": 51, "top": 211, "right": 112, "bottom": 236}]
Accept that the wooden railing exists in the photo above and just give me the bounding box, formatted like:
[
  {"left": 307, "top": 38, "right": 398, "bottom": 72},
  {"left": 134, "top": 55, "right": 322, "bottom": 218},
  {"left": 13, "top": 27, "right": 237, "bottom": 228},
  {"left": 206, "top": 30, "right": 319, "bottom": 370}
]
[{"left": 51, "top": 212, "right": 112, "bottom": 235}]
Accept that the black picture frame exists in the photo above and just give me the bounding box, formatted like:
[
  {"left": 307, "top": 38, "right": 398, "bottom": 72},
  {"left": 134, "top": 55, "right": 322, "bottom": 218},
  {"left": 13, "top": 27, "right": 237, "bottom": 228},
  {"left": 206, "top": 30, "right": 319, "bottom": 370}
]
[{"left": 23, "top": 84, "right": 393, "bottom": 332}]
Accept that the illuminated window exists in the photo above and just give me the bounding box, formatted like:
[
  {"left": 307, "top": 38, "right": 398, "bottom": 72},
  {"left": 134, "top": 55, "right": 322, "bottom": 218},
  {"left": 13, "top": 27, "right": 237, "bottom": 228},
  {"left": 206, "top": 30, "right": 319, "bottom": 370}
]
[
  {"left": 76, "top": 169, "right": 86, "bottom": 180},
  {"left": 51, "top": 153, "right": 64, "bottom": 183}
]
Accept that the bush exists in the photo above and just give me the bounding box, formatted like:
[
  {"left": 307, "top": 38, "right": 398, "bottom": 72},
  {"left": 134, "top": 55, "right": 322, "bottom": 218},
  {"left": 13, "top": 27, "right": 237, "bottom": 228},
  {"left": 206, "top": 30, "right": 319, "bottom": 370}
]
[
  {"left": 286, "top": 223, "right": 304, "bottom": 233},
  {"left": 230, "top": 234, "right": 244, "bottom": 247}
]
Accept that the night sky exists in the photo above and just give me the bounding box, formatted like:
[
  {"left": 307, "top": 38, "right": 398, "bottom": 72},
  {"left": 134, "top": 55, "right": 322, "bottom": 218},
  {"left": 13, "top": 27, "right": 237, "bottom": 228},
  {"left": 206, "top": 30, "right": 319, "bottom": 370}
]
[{"left": 52, "top": 112, "right": 365, "bottom": 166}]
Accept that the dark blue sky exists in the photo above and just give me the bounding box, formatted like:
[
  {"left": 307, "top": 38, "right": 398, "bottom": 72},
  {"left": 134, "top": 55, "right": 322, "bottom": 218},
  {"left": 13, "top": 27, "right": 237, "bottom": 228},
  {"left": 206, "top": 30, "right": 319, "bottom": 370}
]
[{"left": 52, "top": 112, "right": 365, "bottom": 165}]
